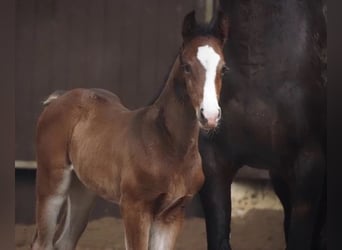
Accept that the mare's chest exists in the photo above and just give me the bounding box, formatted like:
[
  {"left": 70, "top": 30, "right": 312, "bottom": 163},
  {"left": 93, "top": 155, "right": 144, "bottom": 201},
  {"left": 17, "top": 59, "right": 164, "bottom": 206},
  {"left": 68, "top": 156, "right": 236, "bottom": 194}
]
[{"left": 219, "top": 88, "right": 296, "bottom": 167}]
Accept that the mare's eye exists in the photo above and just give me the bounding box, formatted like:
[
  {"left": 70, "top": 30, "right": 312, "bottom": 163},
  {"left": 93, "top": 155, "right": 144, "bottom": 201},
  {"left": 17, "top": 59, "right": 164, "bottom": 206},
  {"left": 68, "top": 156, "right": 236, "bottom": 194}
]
[
  {"left": 221, "top": 65, "right": 230, "bottom": 76},
  {"left": 182, "top": 64, "right": 191, "bottom": 74}
]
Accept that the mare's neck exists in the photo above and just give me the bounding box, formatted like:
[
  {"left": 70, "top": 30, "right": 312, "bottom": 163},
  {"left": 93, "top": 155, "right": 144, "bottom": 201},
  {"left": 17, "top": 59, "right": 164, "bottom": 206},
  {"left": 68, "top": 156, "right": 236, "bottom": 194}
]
[{"left": 152, "top": 56, "right": 199, "bottom": 155}]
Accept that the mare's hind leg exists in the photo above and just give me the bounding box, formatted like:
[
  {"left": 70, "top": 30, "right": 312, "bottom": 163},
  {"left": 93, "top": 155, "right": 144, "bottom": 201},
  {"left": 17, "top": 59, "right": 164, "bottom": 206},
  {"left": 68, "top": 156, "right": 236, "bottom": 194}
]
[
  {"left": 312, "top": 178, "right": 326, "bottom": 250},
  {"left": 54, "top": 172, "right": 96, "bottom": 250},
  {"left": 198, "top": 136, "right": 237, "bottom": 250},
  {"left": 287, "top": 141, "right": 325, "bottom": 250},
  {"left": 32, "top": 163, "right": 72, "bottom": 250},
  {"left": 269, "top": 169, "right": 293, "bottom": 243}
]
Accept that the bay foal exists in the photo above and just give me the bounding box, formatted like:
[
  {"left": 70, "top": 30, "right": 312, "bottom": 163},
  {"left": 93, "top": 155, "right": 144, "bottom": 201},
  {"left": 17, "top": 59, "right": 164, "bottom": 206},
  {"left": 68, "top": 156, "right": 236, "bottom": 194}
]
[{"left": 32, "top": 11, "right": 228, "bottom": 250}]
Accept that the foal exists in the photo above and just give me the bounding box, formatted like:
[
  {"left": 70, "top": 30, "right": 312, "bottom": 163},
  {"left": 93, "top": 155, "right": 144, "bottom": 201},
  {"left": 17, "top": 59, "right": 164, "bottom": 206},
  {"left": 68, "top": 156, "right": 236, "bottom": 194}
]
[{"left": 32, "top": 11, "right": 228, "bottom": 250}]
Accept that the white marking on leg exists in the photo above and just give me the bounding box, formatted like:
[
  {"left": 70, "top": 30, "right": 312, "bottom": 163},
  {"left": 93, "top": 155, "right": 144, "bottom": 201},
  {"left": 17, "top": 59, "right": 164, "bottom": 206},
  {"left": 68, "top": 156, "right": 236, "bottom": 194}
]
[
  {"left": 57, "top": 168, "right": 72, "bottom": 193},
  {"left": 39, "top": 169, "right": 71, "bottom": 248},
  {"left": 41, "top": 195, "right": 65, "bottom": 248},
  {"left": 55, "top": 174, "right": 96, "bottom": 250},
  {"left": 197, "top": 45, "right": 221, "bottom": 120},
  {"left": 150, "top": 222, "right": 175, "bottom": 250}
]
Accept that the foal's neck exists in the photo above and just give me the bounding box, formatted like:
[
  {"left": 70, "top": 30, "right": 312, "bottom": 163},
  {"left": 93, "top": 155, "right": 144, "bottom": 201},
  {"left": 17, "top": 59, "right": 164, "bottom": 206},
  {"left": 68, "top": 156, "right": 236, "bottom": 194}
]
[{"left": 152, "top": 56, "right": 199, "bottom": 155}]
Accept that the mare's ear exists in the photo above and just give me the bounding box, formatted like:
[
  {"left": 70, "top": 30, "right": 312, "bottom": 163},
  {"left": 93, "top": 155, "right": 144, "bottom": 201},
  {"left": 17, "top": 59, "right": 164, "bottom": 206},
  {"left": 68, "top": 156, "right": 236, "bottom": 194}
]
[
  {"left": 211, "top": 10, "right": 229, "bottom": 45},
  {"left": 182, "top": 11, "right": 197, "bottom": 42}
]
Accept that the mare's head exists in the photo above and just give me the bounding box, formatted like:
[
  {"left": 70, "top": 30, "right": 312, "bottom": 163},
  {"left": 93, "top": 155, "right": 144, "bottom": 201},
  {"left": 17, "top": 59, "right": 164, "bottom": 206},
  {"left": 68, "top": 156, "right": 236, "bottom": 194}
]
[{"left": 178, "top": 10, "right": 229, "bottom": 130}]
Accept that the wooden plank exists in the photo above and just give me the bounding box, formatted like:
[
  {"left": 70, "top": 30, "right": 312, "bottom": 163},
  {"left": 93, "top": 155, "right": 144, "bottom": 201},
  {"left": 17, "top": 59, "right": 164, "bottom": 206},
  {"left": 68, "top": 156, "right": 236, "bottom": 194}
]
[
  {"left": 66, "top": 0, "right": 88, "bottom": 88},
  {"left": 101, "top": 0, "right": 123, "bottom": 94},
  {"left": 50, "top": 0, "right": 70, "bottom": 91},
  {"left": 136, "top": 0, "right": 160, "bottom": 105},
  {"left": 155, "top": 0, "right": 179, "bottom": 87},
  {"left": 31, "top": 0, "right": 55, "bottom": 159},
  {"left": 32, "top": 0, "right": 54, "bottom": 96},
  {"left": 15, "top": 161, "right": 37, "bottom": 169},
  {"left": 15, "top": 0, "right": 36, "bottom": 160},
  {"left": 118, "top": 0, "right": 143, "bottom": 108},
  {"left": 85, "top": 0, "right": 105, "bottom": 88}
]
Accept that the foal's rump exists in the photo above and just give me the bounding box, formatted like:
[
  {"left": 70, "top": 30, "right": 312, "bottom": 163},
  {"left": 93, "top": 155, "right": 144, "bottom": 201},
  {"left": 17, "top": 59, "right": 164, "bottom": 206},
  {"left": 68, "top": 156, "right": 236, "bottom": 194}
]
[
  {"left": 38, "top": 88, "right": 128, "bottom": 156},
  {"left": 37, "top": 88, "right": 131, "bottom": 201}
]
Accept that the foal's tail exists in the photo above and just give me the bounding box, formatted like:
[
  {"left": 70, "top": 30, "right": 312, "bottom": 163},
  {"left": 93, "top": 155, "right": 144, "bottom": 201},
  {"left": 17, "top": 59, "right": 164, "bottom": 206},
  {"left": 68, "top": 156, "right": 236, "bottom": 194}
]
[{"left": 42, "top": 90, "right": 66, "bottom": 106}]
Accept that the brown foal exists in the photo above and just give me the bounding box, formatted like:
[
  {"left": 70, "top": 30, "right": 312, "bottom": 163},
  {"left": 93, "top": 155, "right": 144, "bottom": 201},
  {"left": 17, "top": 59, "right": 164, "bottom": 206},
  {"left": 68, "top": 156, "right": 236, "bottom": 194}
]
[{"left": 32, "top": 11, "right": 228, "bottom": 250}]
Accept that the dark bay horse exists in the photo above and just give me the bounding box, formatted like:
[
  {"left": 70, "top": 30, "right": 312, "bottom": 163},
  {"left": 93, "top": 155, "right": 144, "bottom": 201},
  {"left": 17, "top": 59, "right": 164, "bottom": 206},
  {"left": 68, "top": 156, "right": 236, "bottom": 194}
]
[
  {"left": 32, "top": 11, "right": 229, "bottom": 250},
  {"left": 199, "top": 1, "right": 326, "bottom": 250}
]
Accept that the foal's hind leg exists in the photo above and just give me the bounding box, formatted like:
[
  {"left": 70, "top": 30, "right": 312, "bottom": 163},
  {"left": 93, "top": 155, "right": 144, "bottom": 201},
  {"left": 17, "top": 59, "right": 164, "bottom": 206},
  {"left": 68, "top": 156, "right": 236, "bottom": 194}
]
[
  {"left": 32, "top": 163, "right": 72, "bottom": 250},
  {"left": 54, "top": 172, "right": 96, "bottom": 250}
]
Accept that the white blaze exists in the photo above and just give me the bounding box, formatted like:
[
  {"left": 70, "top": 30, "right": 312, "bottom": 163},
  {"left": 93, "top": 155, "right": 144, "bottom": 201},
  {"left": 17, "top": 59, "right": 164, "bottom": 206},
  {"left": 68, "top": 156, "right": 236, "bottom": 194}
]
[{"left": 197, "top": 45, "right": 220, "bottom": 120}]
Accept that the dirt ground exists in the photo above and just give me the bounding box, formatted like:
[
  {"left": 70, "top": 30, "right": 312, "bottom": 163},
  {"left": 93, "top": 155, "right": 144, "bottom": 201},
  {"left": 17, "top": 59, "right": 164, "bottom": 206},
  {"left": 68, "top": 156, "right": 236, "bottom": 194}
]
[
  {"left": 15, "top": 180, "right": 285, "bottom": 250},
  {"left": 16, "top": 209, "right": 284, "bottom": 250}
]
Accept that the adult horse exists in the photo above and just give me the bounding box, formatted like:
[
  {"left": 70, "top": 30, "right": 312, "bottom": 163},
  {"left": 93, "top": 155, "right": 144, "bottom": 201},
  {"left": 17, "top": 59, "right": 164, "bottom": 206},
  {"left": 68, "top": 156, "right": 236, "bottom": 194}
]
[
  {"left": 31, "top": 11, "right": 229, "bottom": 250},
  {"left": 199, "top": 0, "right": 326, "bottom": 250}
]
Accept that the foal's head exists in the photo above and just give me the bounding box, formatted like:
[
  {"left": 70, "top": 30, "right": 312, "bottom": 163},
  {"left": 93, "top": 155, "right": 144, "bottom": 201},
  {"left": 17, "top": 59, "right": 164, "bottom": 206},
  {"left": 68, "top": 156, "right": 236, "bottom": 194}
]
[{"left": 179, "top": 11, "right": 229, "bottom": 130}]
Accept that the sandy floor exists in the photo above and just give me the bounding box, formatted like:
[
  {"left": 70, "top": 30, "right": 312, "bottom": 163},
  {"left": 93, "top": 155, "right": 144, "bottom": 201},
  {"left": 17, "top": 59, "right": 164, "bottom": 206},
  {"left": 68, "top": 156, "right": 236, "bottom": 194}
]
[
  {"left": 16, "top": 181, "right": 285, "bottom": 250},
  {"left": 16, "top": 209, "right": 284, "bottom": 250}
]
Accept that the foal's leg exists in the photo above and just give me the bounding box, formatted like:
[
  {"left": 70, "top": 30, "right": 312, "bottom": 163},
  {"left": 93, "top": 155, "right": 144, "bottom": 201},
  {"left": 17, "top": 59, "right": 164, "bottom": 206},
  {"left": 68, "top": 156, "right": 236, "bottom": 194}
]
[
  {"left": 149, "top": 206, "right": 185, "bottom": 250},
  {"left": 54, "top": 172, "right": 96, "bottom": 250},
  {"left": 121, "top": 199, "right": 152, "bottom": 250},
  {"left": 32, "top": 163, "right": 72, "bottom": 250},
  {"left": 287, "top": 141, "right": 325, "bottom": 250},
  {"left": 198, "top": 137, "right": 237, "bottom": 250}
]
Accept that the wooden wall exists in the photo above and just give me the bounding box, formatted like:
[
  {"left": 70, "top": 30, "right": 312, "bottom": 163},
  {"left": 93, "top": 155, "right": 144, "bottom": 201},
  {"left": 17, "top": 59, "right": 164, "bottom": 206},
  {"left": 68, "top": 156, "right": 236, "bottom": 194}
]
[{"left": 15, "top": 0, "right": 199, "bottom": 160}]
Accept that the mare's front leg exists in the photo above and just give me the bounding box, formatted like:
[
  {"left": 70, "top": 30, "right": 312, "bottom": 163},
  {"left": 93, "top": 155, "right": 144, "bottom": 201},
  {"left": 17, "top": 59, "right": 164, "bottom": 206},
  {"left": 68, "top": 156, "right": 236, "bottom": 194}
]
[
  {"left": 121, "top": 198, "right": 152, "bottom": 250},
  {"left": 287, "top": 142, "right": 326, "bottom": 250},
  {"left": 199, "top": 136, "right": 237, "bottom": 250}
]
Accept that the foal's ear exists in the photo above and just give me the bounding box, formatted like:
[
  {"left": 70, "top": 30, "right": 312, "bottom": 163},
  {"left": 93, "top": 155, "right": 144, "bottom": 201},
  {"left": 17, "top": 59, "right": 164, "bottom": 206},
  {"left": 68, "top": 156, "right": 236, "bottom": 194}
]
[
  {"left": 182, "top": 11, "right": 197, "bottom": 42},
  {"left": 211, "top": 10, "right": 229, "bottom": 45}
]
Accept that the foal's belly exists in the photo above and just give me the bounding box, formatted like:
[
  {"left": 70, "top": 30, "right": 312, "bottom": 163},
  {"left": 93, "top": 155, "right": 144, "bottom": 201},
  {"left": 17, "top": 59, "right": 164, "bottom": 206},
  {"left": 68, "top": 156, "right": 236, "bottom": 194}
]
[{"left": 69, "top": 118, "right": 132, "bottom": 203}]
